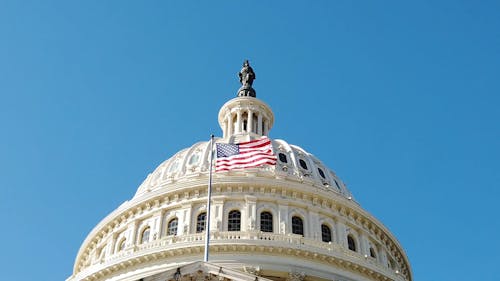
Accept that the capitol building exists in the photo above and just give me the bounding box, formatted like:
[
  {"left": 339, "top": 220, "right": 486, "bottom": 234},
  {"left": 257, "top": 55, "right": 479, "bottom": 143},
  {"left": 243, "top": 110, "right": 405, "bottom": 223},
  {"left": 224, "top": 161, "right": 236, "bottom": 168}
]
[{"left": 67, "top": 62, "right": 412, "bottom": 281}]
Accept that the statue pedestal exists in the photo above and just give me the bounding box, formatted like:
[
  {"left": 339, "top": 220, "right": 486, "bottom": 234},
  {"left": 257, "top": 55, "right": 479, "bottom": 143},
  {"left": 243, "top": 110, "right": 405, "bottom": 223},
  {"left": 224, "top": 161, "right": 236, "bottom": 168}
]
[{"left": 237, "top": 85, "right": 256, "bottom": 97}]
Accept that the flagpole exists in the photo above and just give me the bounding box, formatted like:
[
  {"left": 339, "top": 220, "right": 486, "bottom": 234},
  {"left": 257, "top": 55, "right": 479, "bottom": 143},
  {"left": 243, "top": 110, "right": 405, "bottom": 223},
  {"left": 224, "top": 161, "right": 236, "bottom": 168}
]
[{"left": 204, "top": 134, "right": 215, "bottom": 262}]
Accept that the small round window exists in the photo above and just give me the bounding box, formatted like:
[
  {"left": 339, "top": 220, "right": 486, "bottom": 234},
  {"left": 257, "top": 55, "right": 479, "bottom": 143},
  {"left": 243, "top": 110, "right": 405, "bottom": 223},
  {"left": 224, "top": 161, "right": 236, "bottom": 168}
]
[
  {"left": 299, "top": 159, "right": 308, "bottom": 170},
  {"left": 278, "top": 153, "right": 288, "bottom": 163},
  {"left": 318, "top": 168, "right": 326, "bottom": 179}
]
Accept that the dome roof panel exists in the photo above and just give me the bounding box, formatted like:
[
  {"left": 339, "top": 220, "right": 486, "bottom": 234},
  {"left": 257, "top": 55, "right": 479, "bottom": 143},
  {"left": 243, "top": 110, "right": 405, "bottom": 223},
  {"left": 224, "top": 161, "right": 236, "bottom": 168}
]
[{"left": 134, "top": 137, "right": 353, "bottom": 200}]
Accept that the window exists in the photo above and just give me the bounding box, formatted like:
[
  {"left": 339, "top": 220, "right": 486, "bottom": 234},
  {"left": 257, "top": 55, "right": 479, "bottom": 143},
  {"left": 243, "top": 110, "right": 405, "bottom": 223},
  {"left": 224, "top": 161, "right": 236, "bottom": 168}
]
[
  {"left": 370, "top": 247, "right": 377, "bottom": 258},
  {"left": 188, "top": 153, "right": 200, "bottom": 165},
  {"left": 141, "top": 227, "right": 150, "bottom": 244},
  {"left": 299, "top": 159, "right": 308, "bottom": 170},
  {"left": 321, "top": 224, "right": 332, "bottom": 242},
  {"left": 228, "top": 210, "right": 241, "bottom": 231},
  {"left": 318, "top": 168, "right": 326, "bottom": 179},
  {"left": 347, "top": 235, "right": 356, "bottom": 252},
  {"left": 291, "top": 216, "right": 304, "bottom": 236},
  {"left": 260, "top": 212, "right": 273, "bottom": 232},
  {"left": 196, "top": 212, "right": 206, "bottom": 233},
  {"left": 169, "top": 160, "right": 179, "bottom": 173},
  {"left": 278, "top": 153, "right": 288, "bottom": 163},
  {"left": 167, "top": 218, "right": 178, "bottom": 236},
  {"left": 334, "top": 180, "right": 341, "bottom": 190}
]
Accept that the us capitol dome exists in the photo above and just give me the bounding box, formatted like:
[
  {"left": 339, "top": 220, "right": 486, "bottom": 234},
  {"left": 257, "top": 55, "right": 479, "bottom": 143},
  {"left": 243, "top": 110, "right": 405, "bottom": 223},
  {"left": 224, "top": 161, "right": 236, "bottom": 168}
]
[{"left": 68, "top": 61, "right": 412, "bottom": 281}]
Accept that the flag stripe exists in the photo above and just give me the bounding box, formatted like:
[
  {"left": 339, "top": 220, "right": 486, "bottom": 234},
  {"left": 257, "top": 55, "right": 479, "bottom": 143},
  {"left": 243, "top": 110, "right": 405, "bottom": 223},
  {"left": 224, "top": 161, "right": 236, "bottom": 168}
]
[{"left": 215, "top": 137, "right": 276, "bottom": 172}]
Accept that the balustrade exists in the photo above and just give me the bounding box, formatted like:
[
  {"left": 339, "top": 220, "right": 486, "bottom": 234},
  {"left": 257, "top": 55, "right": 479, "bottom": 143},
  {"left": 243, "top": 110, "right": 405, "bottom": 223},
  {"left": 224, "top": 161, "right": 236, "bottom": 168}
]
[{"left": 95, "top": 231, "right": 394, "bottom": 279}]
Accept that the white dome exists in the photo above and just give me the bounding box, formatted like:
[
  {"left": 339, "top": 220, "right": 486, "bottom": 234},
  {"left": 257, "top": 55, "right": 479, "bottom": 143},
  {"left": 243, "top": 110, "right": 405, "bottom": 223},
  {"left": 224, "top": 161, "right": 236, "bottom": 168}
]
[
  {"left": 135, "top": 138, "right": 353, "bottom": 200},
  {"left": 68, "top": 62, "right": 411, "bottom": 281}
]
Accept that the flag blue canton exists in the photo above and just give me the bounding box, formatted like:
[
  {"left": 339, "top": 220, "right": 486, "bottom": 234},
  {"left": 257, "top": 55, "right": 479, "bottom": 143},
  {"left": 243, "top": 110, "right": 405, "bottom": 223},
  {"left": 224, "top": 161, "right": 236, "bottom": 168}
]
[{"left": 216, "top": 143, "right": 239, "bottom": 158}]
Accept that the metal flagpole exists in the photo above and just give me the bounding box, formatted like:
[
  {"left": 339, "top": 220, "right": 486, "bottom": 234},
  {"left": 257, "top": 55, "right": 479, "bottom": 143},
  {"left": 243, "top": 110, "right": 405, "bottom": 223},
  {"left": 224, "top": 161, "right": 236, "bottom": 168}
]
[{"left": 204, "top": 134, "right": 215, "bottom": 262}]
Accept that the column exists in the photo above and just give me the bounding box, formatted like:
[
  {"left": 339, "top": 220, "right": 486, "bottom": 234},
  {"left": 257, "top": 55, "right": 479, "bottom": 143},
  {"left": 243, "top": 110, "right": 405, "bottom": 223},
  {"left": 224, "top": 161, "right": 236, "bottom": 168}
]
[
  {"left": 248, "top": 110, "right": 253, "bottom": 133},
  {"left": 222, "top": 120, "right": 227, "bottom": 139},
  {"left": 211, "top": 199, "right": 225, "bottom": 231},
  {"left": 178, "top": 204, "right": 192, "bottom": 235},
  {"left": 128, "top": 221, "right": 139, "bottom": 247},
  {"left": 336, "top": 220, "right": 346, "bottom": 247},
  {"left": 227, "top": 115, "right": 233, "bottom": 137},
  {"left": 278, "top": 202, "right": 289, "bottom": 234},
  {"left": 245, "top": 195, "right": 257, "bottom": 231},
  {"left": 257, "top": 114, "right": 263, "bottom": 135},
  {"left": 153, "top": 211, "right": 164, "bottom": 239},
  {"left": 380, "top": 248, "right": 388, "bottom": 267},
  {"left": 107, "top": 233, "right": 117, "bottom": 256},
  {"left": 307, "top": 209, "right": 319, "bottom": 239},
  {"left": 236, "top": 111, "right": 242, "bottom": 133},
  {"left": 359, "top": 233, "right": 368, "bottom": 256}
]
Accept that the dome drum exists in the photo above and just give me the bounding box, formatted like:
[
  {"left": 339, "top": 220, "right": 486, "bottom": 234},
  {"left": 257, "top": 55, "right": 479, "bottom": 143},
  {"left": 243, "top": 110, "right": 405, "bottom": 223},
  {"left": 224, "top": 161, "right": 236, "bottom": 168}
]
[{"left": 71, "top": 175, "right": 410, "bottom": 281}]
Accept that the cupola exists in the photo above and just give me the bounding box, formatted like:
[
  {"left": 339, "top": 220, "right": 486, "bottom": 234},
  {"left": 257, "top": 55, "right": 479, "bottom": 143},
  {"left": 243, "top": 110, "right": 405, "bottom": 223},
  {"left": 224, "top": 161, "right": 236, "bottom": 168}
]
[{"left": 218, "top": 60, "right": 274, "bottom": 143}]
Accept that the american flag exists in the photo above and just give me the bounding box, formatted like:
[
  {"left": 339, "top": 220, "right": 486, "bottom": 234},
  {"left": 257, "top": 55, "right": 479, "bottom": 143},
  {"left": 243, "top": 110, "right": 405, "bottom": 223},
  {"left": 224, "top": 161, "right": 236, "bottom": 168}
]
[{"left": 215, "top": 137, "right": 277, "bottom": 172}]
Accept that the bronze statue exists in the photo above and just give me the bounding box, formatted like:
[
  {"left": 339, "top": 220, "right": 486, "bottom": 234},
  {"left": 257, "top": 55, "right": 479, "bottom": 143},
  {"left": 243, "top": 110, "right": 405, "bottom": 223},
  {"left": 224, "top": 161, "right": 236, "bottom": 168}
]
[
  {"left": 237, "top": 60, "right": 257, "bottom": 97},
  {"left": 239, "top": 60, "right": 256, "bottom": 87}
]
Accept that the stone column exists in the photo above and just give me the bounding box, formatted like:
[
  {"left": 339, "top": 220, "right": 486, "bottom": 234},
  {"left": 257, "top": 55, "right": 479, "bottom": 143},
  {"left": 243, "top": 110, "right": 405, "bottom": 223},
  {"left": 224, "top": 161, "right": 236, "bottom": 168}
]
[
  {"left": 307, "top": 209, "right": 319, "bottom": 239},
  {"left": 227, "top": 116, "right": 233, "bottom": 137},
  {"left": 336, "top": 220, "right": 346, "bottom": 248},
  {"left": 245, "top": 195, "right": 257, "bottom": 231},
  {"left": 359, "top": 233, "right": 368, "bottom": 256},
  {"left": 380, "top": 249, "right": 388, "bottom": 267},
  {"left": 222, "top": 120, "right": 227, "bottom": 139},
  {"left": 257, "top": 114, "right": 263, "bottom": 135},
  {"left": 211, "top": 199, "right": 225, "bottom": 231},
  {"left": 248, "top": 110, "right": 253, "bottom": 133},
  {"left": 178, "top": 204, "right": 192, "bottom": 235},
  {"left": 236, "top": 111, "right": 242, "bottom": 133},
  {"left": 152, "top": 211, "right": 163, "bottom": 239},
  {"left": 278, "top": 202, "right": 289, "bottom": 234},
  {"left": 107, "top": 233, "right": 117, "bottom": 256},
  {"left": 129, "top": 220, "right": 139, "bottom": 247}
]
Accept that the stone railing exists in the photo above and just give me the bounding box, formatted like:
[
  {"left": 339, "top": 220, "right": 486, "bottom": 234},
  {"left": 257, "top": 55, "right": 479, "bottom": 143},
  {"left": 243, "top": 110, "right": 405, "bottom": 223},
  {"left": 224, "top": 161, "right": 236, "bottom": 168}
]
[{"left": 86, "top": 231, "right": 402, "bottom": 281}]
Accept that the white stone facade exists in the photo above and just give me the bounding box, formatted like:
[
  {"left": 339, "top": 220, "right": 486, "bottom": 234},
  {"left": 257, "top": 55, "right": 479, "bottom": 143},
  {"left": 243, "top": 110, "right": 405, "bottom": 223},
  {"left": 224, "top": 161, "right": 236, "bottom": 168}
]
[{"left": 68, "top": 93, "right": 412, "bottom": 281}]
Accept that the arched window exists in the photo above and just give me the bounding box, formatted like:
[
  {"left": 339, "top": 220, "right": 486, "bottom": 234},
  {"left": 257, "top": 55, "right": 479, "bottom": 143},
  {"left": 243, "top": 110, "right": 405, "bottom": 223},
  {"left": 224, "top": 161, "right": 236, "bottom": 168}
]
[
  {"left": 292, "top": 216, "right": 304, "bottom": 236},
  {"left": 299, "top": 159, "right": 308, "bottom": 170},
  {"left": 196, "top": 212, "right": 206, "bottom": 233},
  {"left": 140, "top": 227, "right": 150, "bottom": 244},
  {"left": 260, "top": 212, "right": 273, "bottom": 232},
  {"left": 228, "top": 210, "right": 241, "bottom": 231},
  {"left": 318, "top": 168, "right": 326, "bottom": 179},
  {"left": 321, "top": 224, "right": 332, "bottom": 242},
  {"left": 278, "top": 153, "right": 288, "bottom": 163},
  {"left": 347, "top": 235, "right": 356, "bottom": 252},
  {"left": 167, "top": 218, "right": 178, "bottom": 236},
  {"left": 118, "top": 238, "right": 126, "bottom": 252},
  {"left": 370, "top": 247, "right": 377, "bottom": 258}
]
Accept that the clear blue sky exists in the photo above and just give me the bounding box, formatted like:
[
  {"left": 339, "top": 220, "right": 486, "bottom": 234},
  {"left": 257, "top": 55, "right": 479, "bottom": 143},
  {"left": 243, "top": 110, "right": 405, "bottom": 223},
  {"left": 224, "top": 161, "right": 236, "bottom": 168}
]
[{"left": 1, "top": 1, "right": 499, "bottom": 281}]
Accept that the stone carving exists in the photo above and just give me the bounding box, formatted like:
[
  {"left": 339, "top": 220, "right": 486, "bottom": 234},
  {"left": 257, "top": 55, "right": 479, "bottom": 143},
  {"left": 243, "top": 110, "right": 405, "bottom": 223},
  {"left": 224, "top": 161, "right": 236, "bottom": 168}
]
[
  {"left": 237, "top": 60, "right": 257, "bottom": 97},
  {"left": 191, "top": 270, "right": 206, "bottom": 281},
  {"left": 287, "top": 271, "right": 305, "bottom": 281},
  {"left": 243, "top": 266, "right": 261, "bottom": 276}
]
